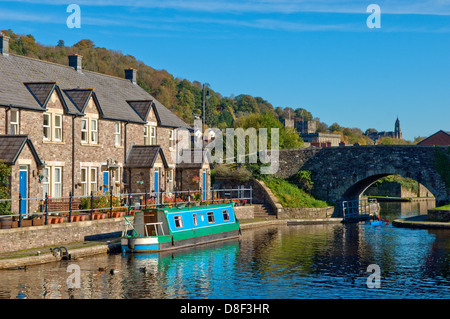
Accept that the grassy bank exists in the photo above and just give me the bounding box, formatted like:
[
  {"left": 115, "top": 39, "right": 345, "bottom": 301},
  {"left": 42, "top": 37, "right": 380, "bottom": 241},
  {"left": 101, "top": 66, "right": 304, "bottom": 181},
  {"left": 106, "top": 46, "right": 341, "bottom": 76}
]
[
  {"left": 259, "top": 175, "right": 330, "bottom": 208},
  {"left": 435, "top": 204, "right": 450, "bottom": 210}
]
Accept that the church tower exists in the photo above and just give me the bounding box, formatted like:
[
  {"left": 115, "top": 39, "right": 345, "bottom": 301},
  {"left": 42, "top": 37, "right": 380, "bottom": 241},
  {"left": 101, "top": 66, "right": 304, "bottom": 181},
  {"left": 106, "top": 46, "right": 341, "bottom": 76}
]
[{"left": 394, "top": 117, "right": 402, "bottom": 139}]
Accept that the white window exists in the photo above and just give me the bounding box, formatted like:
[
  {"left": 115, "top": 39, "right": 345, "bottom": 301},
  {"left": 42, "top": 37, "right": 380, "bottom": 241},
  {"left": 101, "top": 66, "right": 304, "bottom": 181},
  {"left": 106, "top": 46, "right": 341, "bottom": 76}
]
[
  {"left": 81, "top": 167, "right": 88, "bottom": 196},
  {"left": 144, "top": 125, "right": 156, "bottom": 145},
  {"left": 144, "top": 126, "right": 149, "bottom": 145},
  {"left": 169, "top": 129, "right": 174, "bottom": 148},
  {"left": 54, "top": 167, "right": 62, "bottom": 198},
  {"left": 81, "top": 119, "right": 88, "bottom": 143},
  {"left": 193, "top": 213, "right": 198, "bottom": 226},
  {"left": 10, "top": 109, "right": 19, "bottom": 134},
  {"left": 174, "top": 215, "right": 183, "bottom": 228},
  {"left": 167, "top": 169, "right": 174, "bottom": 193},
  {"left": 43, "top": 113, "right": 51, "bottom": 140},
  {"left": 113, "top": 167, "right": 121, "bottom": 195},
  {"left": 149, "top": 125, "right": 156, "bottom": 145},
  {"left": 114, "top": 122, "right": 121, "bottom": 146},
  {"left": 42, "top": 167, "right": 50, "bottom": 198},
  {"left": 90, "top": 167, "right": 97, "bottom": 193},
  {"left": 90, "top": 119, "right": 98, "bottom": 144},
  {"left": 54, "top": 114, "right": 62, "bottom": 141}
]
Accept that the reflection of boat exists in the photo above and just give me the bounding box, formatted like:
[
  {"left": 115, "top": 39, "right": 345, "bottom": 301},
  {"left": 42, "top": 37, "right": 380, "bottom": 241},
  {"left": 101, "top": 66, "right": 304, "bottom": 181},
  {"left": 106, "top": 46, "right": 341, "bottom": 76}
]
[{"left": 121, "top": 203, "right": 240, "bottom": 253}]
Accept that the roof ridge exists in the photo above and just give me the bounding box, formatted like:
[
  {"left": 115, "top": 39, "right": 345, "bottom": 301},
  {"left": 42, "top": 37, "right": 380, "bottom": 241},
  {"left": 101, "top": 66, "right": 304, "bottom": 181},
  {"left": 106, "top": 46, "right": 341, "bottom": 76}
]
[{"left": 7, "top": 53, "right": 135, "bottom": 84}]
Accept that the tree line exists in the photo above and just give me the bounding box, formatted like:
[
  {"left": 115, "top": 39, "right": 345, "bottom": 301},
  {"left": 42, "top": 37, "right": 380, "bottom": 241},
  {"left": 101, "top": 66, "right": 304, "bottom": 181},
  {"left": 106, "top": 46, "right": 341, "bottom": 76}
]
[{"left": 2, "top": 29, "right": 424, "bottom": 146}]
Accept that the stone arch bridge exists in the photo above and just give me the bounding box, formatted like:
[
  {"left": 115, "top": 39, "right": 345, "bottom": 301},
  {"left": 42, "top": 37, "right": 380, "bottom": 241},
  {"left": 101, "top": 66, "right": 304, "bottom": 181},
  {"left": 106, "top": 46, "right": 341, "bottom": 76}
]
[{"left": 273, "top": 145, "right": 450, "bottom": 209}]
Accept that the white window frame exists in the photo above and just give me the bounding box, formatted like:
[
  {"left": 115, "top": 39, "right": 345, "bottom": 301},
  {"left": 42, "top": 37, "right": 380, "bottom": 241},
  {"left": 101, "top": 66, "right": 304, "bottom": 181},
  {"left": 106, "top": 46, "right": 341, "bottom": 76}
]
[
  {"left": 90, "top": 119, "right": 98, "bottom": 144},
  {"left": 42, "top": 167, "right": 50, "bottom": 199},
  {"left": 90, "top": 167, "right": 98, "bottom": 194},
  {"left": 167, "top": 169, "right": 174, "bottom": 193},
  {"left": 169, "top": 129, "right": 174, "bottom": 148},
  {"left": 54, "top": 114, "right": 62, "bottom": 141},
  {"left": 223, "top": 209, "right": 230, "bottom": 221},
  {"left": 10, "top": 109, "right": 19, "bottom": 135},
  {"left": 81, "top": 167, "right": 88, "bottom": 196},
  {"left": 174, "top": 215, "right": 183, "bottom": 228},
  {"left": 149, "top": 125, "right": 156, "bottom": 145},
  {"left": 53, "top": 167, "right": 62, "bottom": 198},
  {"left": 144, "top": 126, "right": 149, "bottom": 145},
  {"left": 114, "top": 122, "right": 121, "bottom": 146},
  {"left": 193, "top": 213, "right": 198, "bottom": 226},
  {"left": 81, "top": 119, "right": 88, "bottom": 143},
  {"left": 43, "top": 113, "right": 51, "bottom": 141}
]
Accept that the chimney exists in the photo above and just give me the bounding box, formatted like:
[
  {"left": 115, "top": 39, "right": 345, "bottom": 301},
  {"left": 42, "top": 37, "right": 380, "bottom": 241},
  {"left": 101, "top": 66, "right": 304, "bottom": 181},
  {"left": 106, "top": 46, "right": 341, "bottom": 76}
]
[
  {"left": 125, "top": 68, "right": 137, "bottom": 84},
  {"left": 68, "top": 54, "right": 82, "bottom": 72},
  {"left": 0, "top": 32, "right": 9, "bottom": 56}
]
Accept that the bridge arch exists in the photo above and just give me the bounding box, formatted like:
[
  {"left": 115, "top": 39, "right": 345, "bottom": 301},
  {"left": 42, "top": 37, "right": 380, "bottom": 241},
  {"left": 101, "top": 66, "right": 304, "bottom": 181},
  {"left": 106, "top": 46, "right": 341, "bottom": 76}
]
[{"left": 276, "top": 146, "right": 450, "bottom": 208}]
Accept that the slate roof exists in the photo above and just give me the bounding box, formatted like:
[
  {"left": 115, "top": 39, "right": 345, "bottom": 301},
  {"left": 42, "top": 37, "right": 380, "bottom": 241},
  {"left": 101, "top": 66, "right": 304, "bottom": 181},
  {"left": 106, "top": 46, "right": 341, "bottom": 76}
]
[
  {"left": 125, "top": 145, "right": 168, "bottom": 168},
  {"left": 0, "top": 135, "right": 43, "bottom": 166},
  {"left": 0, "top": 54, "right": 190, "bottom": 127}
]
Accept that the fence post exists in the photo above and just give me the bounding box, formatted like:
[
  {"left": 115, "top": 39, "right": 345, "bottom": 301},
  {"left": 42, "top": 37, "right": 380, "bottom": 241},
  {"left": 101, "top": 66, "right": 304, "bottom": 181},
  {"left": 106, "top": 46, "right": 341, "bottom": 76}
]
[
  {"left": 144, "top": 188, "right": 147, "bottom": 210},
  {"left": 69, "top": 192, "right": 73, "bottom": 223},
  {"left": 188, "top": 189, "right": 190, "bottom": 208},
  {"left": 90, "top": 191, "right": 94, "bottom": 220},
  {"left": 18, "top": 194, "right": 22, "bottom": 227},
  {"left": 45, "top": 193, "right": 48, "bottom": 225},
  {"left": 127, "top": 189, "right": 131, "bottom": 216},
  {"left": 250, "top": 186, "right": 253, "bottom": 206},
  {"left": 110, "top": 191, "right": 113, "bottom": 217},
  {"left": 174, "top": 188, "right": 177, "bottom": 208}
]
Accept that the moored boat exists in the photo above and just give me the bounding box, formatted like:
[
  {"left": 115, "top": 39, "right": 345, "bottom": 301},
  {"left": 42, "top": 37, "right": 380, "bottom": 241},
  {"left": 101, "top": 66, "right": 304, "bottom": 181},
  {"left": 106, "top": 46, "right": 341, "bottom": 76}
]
[{"left": 121, "top": 203, "right": 240, "bottom": 253}]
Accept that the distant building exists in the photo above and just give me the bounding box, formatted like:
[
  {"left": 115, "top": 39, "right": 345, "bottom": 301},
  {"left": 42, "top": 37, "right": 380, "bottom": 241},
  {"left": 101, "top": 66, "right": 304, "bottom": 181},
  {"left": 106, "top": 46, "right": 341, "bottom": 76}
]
[
  {"left": 417, "top": 130, "right": 450, "bottom": 146},
  {"left": 367, "top": 117, "right": 403, "bottom": 144},
  {"left": 281, "top": 118, "right": 340, "bottom": 147}
]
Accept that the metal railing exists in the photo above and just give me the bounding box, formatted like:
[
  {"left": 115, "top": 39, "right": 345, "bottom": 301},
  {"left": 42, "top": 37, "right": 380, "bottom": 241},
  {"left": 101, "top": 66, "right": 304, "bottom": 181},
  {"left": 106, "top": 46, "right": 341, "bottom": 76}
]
[
  {"left": 341, "top": 198, "right": 380, "bottom": 222},
  {"left": 0, "top": 187, "right": 253, "bottom": 228}
]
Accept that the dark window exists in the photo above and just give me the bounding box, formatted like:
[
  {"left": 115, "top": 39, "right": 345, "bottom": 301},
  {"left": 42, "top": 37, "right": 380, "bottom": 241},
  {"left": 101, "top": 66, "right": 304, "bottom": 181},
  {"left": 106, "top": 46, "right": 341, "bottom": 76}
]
[
  {"left": 207, "top": 212, "right": 215, "bottom": 223},
  {"left": 174, "top": 215, "right": 183, "bottom": 228},
  {"left": 223, "top": 210, "right": 230, "bottom": 221}
]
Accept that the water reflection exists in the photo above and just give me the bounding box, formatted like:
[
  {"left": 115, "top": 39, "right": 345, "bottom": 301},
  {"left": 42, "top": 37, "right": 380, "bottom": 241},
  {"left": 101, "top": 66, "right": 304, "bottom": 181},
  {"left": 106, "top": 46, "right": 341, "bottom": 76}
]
[
  {"left": 0, "top": 216, "right": 449, "bottom": 299},
  {"left": 378, "top": 199, "right": 435, "bottom": 220}
]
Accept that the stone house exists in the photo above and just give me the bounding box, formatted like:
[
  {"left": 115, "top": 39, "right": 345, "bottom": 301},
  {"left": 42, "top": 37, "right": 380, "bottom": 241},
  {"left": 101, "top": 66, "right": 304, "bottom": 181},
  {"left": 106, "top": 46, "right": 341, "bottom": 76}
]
[{"left": 0, "top": 33, "right": 210, "bottom": 215}]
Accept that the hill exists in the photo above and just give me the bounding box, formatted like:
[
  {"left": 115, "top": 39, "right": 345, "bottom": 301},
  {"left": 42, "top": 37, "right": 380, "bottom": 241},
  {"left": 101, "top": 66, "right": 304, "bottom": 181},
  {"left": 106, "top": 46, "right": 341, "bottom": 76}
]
[{"left": 1, "top": 29, "right": 415, "bottom": 145}]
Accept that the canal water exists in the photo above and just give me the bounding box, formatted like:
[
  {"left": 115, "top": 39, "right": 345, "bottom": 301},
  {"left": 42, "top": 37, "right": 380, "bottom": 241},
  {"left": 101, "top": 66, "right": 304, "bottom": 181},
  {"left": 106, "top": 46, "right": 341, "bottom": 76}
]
[{"left": 0, "top": 200, "right": 448, "bottom": 299}]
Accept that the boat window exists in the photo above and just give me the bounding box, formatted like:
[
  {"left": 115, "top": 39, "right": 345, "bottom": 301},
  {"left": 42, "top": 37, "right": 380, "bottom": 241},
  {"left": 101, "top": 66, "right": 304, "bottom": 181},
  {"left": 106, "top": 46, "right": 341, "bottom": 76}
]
[
  {"left": 174, "top": 215, "right": 183, "bottom": 228},
  {"left": 223, "top": 210, "right": 230, "bottom": 221},
  {"left": 193, "top": 213, "right": 198, "bottom": 226},
  {"left": 207, "top": 211, "right": 215, "bottom": 223}
]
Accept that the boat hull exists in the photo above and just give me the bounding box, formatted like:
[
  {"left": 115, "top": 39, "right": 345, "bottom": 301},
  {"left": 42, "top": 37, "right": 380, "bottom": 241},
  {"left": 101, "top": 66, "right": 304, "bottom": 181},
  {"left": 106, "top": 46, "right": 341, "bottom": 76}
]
[{"left": 122, "top": 229, "right": 240, "bottom": 253}]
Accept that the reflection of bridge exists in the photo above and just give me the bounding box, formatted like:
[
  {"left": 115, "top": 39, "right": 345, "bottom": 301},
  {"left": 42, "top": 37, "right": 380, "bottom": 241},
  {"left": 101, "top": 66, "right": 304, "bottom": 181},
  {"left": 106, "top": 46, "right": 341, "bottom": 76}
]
[{"left": 273, "top": 146, "right": 450, "bottom": 212}]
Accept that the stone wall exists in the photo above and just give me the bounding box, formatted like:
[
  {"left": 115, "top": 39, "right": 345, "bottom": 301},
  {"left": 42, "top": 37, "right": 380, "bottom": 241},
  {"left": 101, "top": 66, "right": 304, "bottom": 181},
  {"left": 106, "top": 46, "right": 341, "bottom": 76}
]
[
  {"left": 234, "top": 206, "right": 254, "bottom": 219},
  {"left": 278, "top": 206, "right": 335, "bottom": 219},
  {"left": 428, "top": 209, "right": 450, "bottom": 222},
  {"left": 0, "top": 218, "right": 127, "bottom": 253}
]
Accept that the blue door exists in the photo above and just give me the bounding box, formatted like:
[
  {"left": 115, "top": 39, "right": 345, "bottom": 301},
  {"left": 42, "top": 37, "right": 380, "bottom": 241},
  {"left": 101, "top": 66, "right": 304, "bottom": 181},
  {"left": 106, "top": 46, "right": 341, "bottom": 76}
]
[
  {"left": 154, "top": 168, "right": 159, "bottom": 205},
  {"left": 202, "top": 170, "right": 206, "bottom": 201},
  {"left": 103, "top": 171, "right": 109, "bottom": 193},
  {"left": 19, "top": 166, "right": 28, "bottom": 217}
]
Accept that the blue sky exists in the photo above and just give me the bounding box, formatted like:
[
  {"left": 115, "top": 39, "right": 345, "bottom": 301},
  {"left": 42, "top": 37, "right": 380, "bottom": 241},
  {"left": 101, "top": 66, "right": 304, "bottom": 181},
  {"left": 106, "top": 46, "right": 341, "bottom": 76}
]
[{"left": 1, "top": 0, "right": 450, "bottom": 141}]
